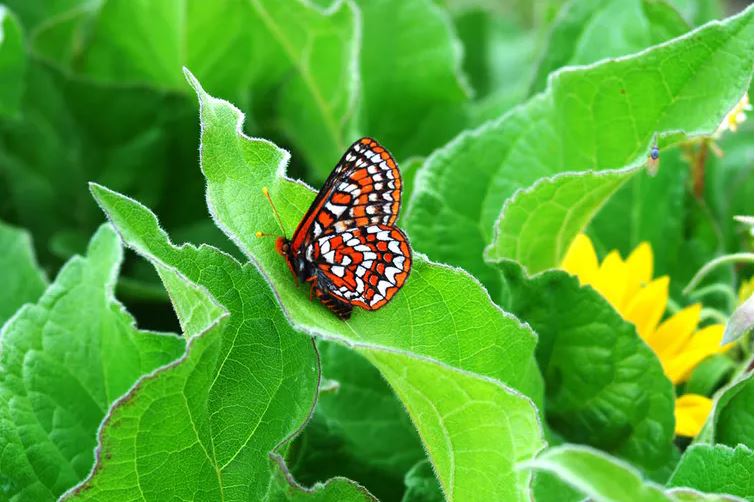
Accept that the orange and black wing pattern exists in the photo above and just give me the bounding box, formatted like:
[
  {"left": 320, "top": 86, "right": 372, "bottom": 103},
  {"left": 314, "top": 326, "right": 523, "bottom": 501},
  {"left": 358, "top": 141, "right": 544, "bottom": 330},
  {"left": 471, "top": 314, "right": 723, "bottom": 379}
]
[{"left": 288, "top": 138, "right": 411, "bottom": 318}]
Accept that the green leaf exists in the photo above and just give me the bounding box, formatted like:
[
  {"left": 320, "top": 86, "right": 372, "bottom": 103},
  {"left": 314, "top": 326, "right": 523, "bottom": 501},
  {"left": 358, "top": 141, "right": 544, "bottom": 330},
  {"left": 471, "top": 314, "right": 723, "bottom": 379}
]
[
  {"left": 404, "top": 7, "right": 754, "bottom": 285},
  {"left": 486, "top": 170, "right": 629, "bottom": 273},
  {"left": 668, "top": 444, "right": 754, "bottom": 501},
  {"left": 357, "top": 0, "right": 470, "bottom": 160},
  {"left": 526, "top": 444, "right": 744, "bottom": 502},
  {"left": 290, "top": 342, "right": 425, "bottom": 501},
  {"left": 684, "top": 355, "right": 735, "bottom": 397},
  {"left": 249, "top": 0, "right": 359, "bottom": 180},
  {"left": 28, "top": 0, "right": 356, "bottom": 181},
  {"left": 168, "top": 69, "right": 544, "bottom": 501},
  {"left": 0, "top": 221, "right": 47, "bottom": 325},
  {"left": 496, "top": 262, "right": 675, "bottom": 470},
  {"left": 586, "top": 148, "right": 690, "bottom": 279},
  {"left": 0, "top": 6, "right": 26, "bottom": 118},
  {"left": 90, "top": 180, "right": 544, "bottom": 501},
  {"left": 0, "top": 224, "right": 184, "bottom": 500},
  {"left": 70, "top": 193, "right": 372, "bottom": 501},
  {"left": 713, "top": 374, "right": 753, "bottom": 449},
  {"left": 529, "top": 0, "right": 689, "bottom": 94},
  {"left": 0, "top": 61, "right": 208, "bottom": 266},
  {"left": 402, "top": 460, "right": 443, "bottom": 502},
  {"left": 524, "top": 444, "right": 670, "bottom": 502}
]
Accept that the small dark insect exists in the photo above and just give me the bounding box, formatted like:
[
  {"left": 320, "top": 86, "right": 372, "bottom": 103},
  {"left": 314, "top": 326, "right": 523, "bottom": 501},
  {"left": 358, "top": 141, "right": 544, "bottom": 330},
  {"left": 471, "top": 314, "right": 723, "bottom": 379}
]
[
  {"left": 258, "top": 138, "right": 412, "bottom": 320},
  {"left": 647, "top": 135, "right": 660, "bottom": 176}
]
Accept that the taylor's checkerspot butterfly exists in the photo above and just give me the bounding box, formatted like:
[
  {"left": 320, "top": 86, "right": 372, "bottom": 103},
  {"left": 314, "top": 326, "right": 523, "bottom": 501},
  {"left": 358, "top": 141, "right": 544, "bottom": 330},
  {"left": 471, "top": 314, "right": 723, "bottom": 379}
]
[{"left": 260, "top": 137, "right": 412, "bottom": 320}]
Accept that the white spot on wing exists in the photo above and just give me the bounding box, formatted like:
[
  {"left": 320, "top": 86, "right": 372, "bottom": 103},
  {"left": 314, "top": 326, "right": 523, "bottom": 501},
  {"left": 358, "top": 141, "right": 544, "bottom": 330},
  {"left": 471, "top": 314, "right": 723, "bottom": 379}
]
[
  {"left": 377, "top": 280, "right": 392, "bottom": 297},
  {"left": 331, "top": 265, "right": 345, "bottom": 277},
  {"left": 325, "top": 202, "right": 346, "bottom": 217},
  {"left": 389, "top": 240, "right": 402, "bottom": 254},
  {"left": 386, "top": 267, "right": 400, "bottom": 283},
  {"left": 320, "top": 238, "right": 331, "bottom": 254}
]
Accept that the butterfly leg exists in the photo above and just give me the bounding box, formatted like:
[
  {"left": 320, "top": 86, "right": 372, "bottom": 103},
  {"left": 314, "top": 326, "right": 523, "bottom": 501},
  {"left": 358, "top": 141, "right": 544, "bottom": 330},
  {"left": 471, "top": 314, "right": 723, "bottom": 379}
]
[
  {"left": 305, "top": 275, "right": 318, "bottom": 301},
  {"left": 313, "top": 287, "right": 353, "bottom": 320}
]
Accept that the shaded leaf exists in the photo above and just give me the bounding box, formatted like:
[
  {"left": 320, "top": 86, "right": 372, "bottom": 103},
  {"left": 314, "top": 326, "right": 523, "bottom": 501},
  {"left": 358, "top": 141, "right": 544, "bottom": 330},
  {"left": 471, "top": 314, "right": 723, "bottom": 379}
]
[
  {"left": 357, "top": 0, "right": 470, "bottom": 160},
  {"left": 713, "top": 374, "right": 753, "bottom": 449},
  {"left": 0, "top": 221, "right": 47, "bottom": 325},
  {"left": 290, "top": 342, "right": 424, "bottom": 501},
  {"left": 685, "top": 355, "right": 736, "bottom": 397},
  {"left": 404, "top": 7, "right": 754, "bottom": 287},
  {"left": 496, "top": 262, "right": 674, "bottom": 470},
  {"left": 402, "top": 460, "right": 443, "bottom": 502},
  {"left": 530, "top": 0, "right": 688, "bottom": 94},
  {"left": 0, "top": 6, "right": 26, "bottom": 118}
]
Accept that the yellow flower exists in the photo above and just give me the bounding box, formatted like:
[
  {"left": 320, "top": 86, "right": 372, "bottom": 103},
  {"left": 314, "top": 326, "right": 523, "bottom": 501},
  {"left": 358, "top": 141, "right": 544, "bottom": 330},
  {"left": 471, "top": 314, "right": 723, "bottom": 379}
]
[
  {"left": 716, "top": 93, "right": 751, "bottom": 136},
  {"left": 561, "top": 234, "right": 730, "bottom": 437}
]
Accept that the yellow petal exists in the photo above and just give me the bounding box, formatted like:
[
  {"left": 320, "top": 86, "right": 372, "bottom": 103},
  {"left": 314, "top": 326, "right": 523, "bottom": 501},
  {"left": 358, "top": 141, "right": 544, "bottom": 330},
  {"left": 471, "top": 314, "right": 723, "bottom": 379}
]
[
  {"left": 623, "top": 276, "right": 670, "bottom": 340},
  {"left": 664, "top": 324, "right": 729, "bottom": 384},
  {"left": 561, "top": 234, "right": 599, "bottom": 285},
  {"left": 645, "top": 304, "right": 702, "bottom": 362},
  {"left": 625, "top": 242, "right": 653, "bottom": 301},
  {"left": 592, "top": 251, "right": 629, "bottom": 310},
  {"left": 674, "top": 394, "right": 713, "bottom": 437}
]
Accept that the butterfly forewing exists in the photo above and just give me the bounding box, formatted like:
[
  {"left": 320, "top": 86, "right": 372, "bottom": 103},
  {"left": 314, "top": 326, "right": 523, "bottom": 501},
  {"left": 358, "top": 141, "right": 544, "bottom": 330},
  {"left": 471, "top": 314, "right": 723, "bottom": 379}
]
[{"left": 291, "top": 138, "right": 403, "bottom": 252}]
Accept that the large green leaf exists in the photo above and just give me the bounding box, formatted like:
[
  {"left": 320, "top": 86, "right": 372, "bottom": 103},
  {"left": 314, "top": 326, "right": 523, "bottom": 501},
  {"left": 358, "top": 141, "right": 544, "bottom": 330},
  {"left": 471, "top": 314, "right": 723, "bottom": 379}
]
[
  {"left": 249, "top": 0, "right": 360, "bottom": 180},
  {"left": 290, "top": 342, "right": 425, "bottom": 501},
  {"left": 405, "top": 7, "right": 754, "bottom": 284},
  {"left": 0, "top": 221, "right": 47, "bottom": 325},
  {"left": 27, "top": 0, "right": 356, "bottom": 182},
  {"left": 129, "top": 69, "right": 546, "bottom": 501},
  {"left": 526, "top": 444, "right": 745, "bottom": 502},
  {"left": 90, "top": 180, "right": 544, "bottom": 501},
  {"left": 496, "top": 262, "right": 674, "bottom": 470},
  {"left": 0, "top": 6, "right": 25, "bottom": 118},
  {"left": 0, "top": 225, "right": 184, "bottom": 501},
  {"left": 68, "top": 195, "right": 372, "bottom": 501},
  {"left": 357, "top": 0, "right": 470, "bottom": 160},
  {"left": 529, "top": 0, "right": 688, "bottom": 94},
  {"left": 712, "top": 374, "right": 754, "bottom": 450},
  {"left": 667, "top": 444, "right": 753, "bottom": 501}
]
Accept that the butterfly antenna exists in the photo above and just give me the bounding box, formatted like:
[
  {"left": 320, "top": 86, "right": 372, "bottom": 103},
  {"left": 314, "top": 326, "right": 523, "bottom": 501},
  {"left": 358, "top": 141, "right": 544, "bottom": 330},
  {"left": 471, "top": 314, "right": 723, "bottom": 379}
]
[{"left": 258, "top": 186, "right": 287, "bottom": 239}]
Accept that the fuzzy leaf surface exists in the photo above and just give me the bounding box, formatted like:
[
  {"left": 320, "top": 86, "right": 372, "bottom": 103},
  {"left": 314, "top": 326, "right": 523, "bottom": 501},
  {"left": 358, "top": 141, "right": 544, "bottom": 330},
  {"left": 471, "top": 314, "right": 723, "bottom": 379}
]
[
  {"left": 185, "top": 70, "right": 545, "bottom": 501},
  {"left": 0, "top": 225, "right": 184, "bottom": 501}
]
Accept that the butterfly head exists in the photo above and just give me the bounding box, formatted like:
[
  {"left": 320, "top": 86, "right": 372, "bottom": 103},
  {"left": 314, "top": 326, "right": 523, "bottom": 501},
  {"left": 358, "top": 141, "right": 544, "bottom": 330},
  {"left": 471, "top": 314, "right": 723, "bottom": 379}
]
[{"left": 274, "top": 236, "right": 290, "bottom": 257}]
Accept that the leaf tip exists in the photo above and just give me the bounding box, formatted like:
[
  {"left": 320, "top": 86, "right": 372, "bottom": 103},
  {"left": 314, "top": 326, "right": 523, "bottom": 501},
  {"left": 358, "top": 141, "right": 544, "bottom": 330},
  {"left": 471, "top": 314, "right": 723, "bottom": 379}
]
[{"left": 182, "top": 67, "right": 205, "bottom": 100}]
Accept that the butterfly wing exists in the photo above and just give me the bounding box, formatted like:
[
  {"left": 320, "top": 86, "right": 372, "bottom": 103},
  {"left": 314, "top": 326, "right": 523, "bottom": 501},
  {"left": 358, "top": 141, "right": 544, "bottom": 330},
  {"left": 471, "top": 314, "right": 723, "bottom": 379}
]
[
  {"left": 290, "top": 137, "right": 403, "bottom": 253},
  {"left": 313, "top": 224, "right": 411, "bottom": 310}
]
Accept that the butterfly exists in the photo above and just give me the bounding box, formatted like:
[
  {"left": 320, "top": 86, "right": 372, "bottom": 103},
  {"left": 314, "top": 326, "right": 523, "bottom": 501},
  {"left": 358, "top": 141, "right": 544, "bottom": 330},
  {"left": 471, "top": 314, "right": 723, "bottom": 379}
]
[{"left": 259, "top": 137, "right": 412, "bottom": 320}]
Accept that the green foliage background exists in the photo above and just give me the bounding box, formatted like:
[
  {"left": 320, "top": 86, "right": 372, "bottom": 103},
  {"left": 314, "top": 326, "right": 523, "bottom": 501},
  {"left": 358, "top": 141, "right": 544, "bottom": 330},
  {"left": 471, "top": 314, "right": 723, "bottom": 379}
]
[{"left": 0, "top": 0, "right": 752, "bottom": 501}]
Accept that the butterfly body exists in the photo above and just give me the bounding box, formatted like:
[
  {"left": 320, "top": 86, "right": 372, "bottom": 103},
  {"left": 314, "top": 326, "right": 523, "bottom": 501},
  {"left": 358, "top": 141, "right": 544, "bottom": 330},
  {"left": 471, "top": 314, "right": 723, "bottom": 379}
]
[{"left": 273, "top": 138, "right": 412, "bottom": 320}]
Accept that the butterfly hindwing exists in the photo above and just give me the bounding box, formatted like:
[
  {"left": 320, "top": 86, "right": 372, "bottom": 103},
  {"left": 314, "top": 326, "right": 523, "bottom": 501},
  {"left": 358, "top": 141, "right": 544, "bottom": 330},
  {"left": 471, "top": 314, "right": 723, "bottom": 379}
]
[{"left": 312, "top": 224, "right": 411, "bottom": 310}]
